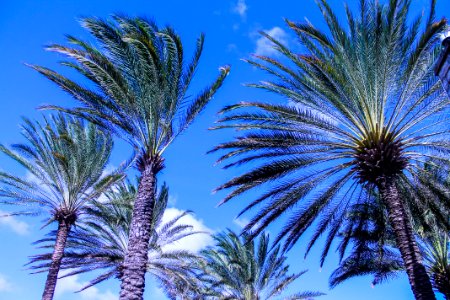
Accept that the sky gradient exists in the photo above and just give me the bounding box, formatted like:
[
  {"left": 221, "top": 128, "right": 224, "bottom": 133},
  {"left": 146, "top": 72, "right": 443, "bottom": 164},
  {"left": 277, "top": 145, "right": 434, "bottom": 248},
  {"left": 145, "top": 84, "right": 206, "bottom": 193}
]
[{"left": 0, "top": 1, "right": 449, "bottom": 299}]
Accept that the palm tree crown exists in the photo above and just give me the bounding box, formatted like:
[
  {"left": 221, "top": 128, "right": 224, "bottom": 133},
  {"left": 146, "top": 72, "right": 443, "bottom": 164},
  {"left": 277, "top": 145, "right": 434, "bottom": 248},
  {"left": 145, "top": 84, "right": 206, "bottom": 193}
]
[
  {"left": 0, "top": 113, "right": 118, "bottom": 228},
  {"left": 32, "top": 16, "right": 229, "bottom": 170},
  {"left": 212, "top": 1, "right": 448, "bottom": 299},
  {"left": 0, "top": 113, "right": 119, "bottom": 300},
  {"left": 198, "top": 230, "right": 323, "bottom": 300},
  {"left": 29, "top": 180, "right": 202, "bottom": 296}
]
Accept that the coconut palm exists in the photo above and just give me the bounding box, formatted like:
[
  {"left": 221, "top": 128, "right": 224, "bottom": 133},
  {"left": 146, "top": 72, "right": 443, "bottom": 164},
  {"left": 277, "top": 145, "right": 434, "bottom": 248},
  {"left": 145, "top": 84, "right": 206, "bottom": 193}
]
[
  {"left": 30, "top": 16, "right": 229, "bottom": 299},
  {"left": 0, "top": 114, "right": 119, "bottom": 300},
  {"left": 211, "top": 1, "right": 448, "bottom": 298},
  {"left": 198, "top": 230, "right": 323, "bottom": 299},
  {"left": 28, "top": 180, "right": 204, "bottom": 297}
]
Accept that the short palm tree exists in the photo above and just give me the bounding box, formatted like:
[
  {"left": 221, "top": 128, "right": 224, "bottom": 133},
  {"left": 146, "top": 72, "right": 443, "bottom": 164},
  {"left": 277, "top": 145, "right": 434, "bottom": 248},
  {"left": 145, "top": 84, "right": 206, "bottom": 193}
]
[
  {"left": 211, "top": 1, "right": 448, "bottom": 299},
  {"left": 332, "top": 163, "right": 450, "bottom": 299},
  {"left": 332, "top": 205, "right": 450, "bottom": 299},
  {"left": 199, "top": 230, "right": 323, "bottom": 299},
  {"left": 0, "top": 114, "right": 119, "bottom": 300},
  {"left": 330, "top": 198, "right": 403, "bottom": 288},
  {"left": 422, "top": 230, "right": 450, "bottom": 299},
  {"left": 29, "top": 180, "right": 202, "bottom": 297},
  {"left": 31, "top": 16, "right": 229, "bottom": 299}
]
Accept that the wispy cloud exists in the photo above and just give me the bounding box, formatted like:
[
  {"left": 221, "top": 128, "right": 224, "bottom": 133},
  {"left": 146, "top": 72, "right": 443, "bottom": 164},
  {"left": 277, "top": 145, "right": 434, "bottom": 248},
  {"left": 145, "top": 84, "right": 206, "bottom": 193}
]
[
  {"left": 0, "top": 274, "right": 12, "bottom": 292},
  {"left": 233, "top": 0, "right": 248, "bottom": 18},
  {"left": 54, "top": 273, "right": 116, "bottom": 300},
  {"left": 233, "top": 217, "right": 249, "bottom": 229},
  {"left": 0, "top": 210, "right": 30, "bottom": 235},
  {"left": 161, "top": 208, "right": 214, "bottom": 253},
  {"left": 254, "top": 27, "right": 288, "bottom": 56}
]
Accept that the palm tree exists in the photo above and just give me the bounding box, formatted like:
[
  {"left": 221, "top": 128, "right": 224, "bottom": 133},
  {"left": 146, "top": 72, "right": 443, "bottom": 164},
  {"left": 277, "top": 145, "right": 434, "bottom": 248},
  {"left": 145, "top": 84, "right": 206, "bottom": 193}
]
[
  {"left": 28, "top": 180, "right": 203, "bottom": 298},
  {"left": 329, "top": 198, "right": 404, "bottom": 288},
  {"left": 0, "top": 114, "right": 119, "bottom": 300},
  {"left": 331, "top": 163, "right": 450, "bottom": 299},
  {"left": 198, "top": 230, "right": 323, "bottom": 299},
  {"left": 422, "top": 230, "right": 450, "bottom": 299},
  {"left": 30, "top": 16, "right": 229, "bottom": 299},
  {"left": 211, "top": 1, "right": 448, "bottom": 298},
  {"left": 331, "top": 203, "right": 450, "bottom": 299}
]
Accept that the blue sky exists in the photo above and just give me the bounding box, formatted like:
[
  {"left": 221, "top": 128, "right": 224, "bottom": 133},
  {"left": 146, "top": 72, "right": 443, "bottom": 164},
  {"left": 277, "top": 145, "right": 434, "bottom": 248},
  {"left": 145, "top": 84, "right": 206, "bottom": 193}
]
[{"left": 0, "top": 0, "right": 449, "bottom": 299}]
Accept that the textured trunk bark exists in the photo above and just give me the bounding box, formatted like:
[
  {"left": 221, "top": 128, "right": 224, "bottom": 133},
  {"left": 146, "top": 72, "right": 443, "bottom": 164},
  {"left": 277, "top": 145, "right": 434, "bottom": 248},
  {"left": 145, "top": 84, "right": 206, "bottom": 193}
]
[
  {"left": 41, "top": 220, "right": 71, "bottom": 300},
  {"left": 379, "top": 179, "right": 436, "bottom": 300},
  {"left": 119, "top": 161, "right": 159, "bottom": 300}
]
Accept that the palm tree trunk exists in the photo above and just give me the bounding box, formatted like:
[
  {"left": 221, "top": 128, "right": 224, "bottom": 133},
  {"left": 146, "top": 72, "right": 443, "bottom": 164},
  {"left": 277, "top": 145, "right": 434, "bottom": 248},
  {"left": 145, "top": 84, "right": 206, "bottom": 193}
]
[
  {"left": 42, "top": 220, "right": 71, "bottom": 300},
  {"left": 378, "top": 179, "right": 436, "bottom": 300},
  {"left": 119, "top": 161, "right": 159, "bottom": 300}
]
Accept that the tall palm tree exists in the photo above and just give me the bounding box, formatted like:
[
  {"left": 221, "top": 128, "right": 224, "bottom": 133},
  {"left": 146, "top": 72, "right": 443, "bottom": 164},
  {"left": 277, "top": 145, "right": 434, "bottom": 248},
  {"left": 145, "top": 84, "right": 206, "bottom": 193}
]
[
  {"left": 30, "top": 16, "right": 229, "bottom": 299},
  {"left": 0, "top": 114, "right": 119, "bottom": 300},
  {"left": 211, "top": 1, "right": 448, "bottom": 298},
  {"left": 29, "top": 180, "right": 203, "bottom": 298},
  {"left": 198, "top": 230, "right": 323, "bottom": 299}
]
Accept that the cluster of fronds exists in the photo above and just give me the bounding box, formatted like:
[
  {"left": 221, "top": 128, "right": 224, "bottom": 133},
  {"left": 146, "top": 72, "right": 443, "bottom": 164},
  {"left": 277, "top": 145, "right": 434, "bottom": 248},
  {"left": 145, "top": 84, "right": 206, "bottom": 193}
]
[{"left": 28, "top": 181, "right": 202, "bottom": 295}]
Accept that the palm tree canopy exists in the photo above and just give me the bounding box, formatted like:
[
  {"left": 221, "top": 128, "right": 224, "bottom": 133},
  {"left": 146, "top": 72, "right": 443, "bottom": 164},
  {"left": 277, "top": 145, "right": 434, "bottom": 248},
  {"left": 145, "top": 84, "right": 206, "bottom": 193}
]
[
  {"left": 198, "top": 230, "right": 323, "bottom": 300},
  {"left": 28, "top": 180, "right": 203, "bottom": 294},
  {"left": 0, "top": 113, "right": 120, "bottom": 224},
  {"left": 211, "top": 0, "right": 450, "bottom": 259},
  {"left": 31, "top": 15, "right": 229, "bottom": 170}
]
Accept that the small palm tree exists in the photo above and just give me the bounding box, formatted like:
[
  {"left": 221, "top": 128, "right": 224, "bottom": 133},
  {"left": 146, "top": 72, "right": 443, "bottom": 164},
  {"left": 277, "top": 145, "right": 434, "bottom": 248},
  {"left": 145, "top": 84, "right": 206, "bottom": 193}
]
[
  {"left": 332, "top": 164, "right": 450, "bottom": 299},
  {"left": 30, "top": 16, "right": 229, "bottom": 299},
  {"left": 330, "top": 199, "right": 403, "bottom": 288},
  {"left": 211, "top": 1, "right": 448, "bottom": 299},
  {"left": 332, "top": 203, "right": 450, "bottom": 299},
  {"left": 199, "top": 230, "right": 323, "bottom": 299},
  {"left": 422, "top": 231, "right": 450, "bottom": 299},
  {"left": 0, "top": 114, "right": 119, "bottom": 300},
  {"left": 29, "top": 181, "right": 203, "bottom": 297}
]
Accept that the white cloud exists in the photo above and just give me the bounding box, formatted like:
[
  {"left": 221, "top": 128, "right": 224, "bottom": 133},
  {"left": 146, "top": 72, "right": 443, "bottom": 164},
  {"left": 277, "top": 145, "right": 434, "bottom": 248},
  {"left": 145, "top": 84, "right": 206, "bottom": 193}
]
[
  {"left": 161, "top": 208, "right": 214, "bottom": 253},
  {"left": 0, "top": 210, "right": 30, "bottom": 235},
  {"left": 152, "top": 286, "right": 166, "bottom": 300},
  {"left": 227, "top": 43, "right": 238, "bottom": 53},
  {"left": 54, "top": 273, "right": 116, "bottom": 300},
  {"left": 255, "top": 27, "right": 288, "bottom": 56},
  {"left": 233, "top": 0, "right": 248, "bottom": 18},
  {"left": 168, "top": 195, "right": 177, "bottom": 206},
  {"left": 233, "top": 217, "right": 249, "bottom": 229},
  {"left": 0, "top": 274, "right": 13, "bottom": 292},
  {"left": 440, "top": 30, "right": 450, "bottom": 41}
]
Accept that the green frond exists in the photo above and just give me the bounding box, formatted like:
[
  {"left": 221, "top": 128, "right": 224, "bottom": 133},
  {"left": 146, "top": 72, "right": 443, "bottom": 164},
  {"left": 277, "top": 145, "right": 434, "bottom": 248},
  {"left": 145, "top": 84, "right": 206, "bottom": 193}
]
[{"left": 33, "top": 16, "right": 229, "bottom": 170}]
